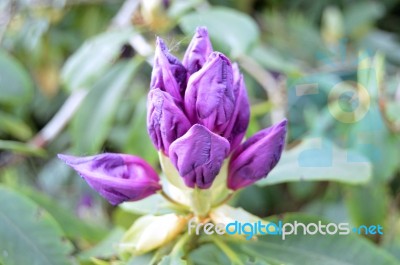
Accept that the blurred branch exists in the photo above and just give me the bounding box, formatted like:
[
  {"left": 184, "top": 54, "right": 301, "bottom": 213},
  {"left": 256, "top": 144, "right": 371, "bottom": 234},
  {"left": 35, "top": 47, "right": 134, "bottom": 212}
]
[
  {"left": 109, "top": 0, "right": 154, "bottom": 64},
  {"left": 238, "top": 54, "right": 287, "bottom": 124},
  {"left": 0, "top": 0, "right": 17, "bottom": 42},
  {"left": 29, "top": 0, "right": 124, "bottom": 6},
  {"left": 30, "top": 0, "right": 142, "bottom": 148},
  {"left": 378, "top": 82, "right": 400, "bottom": 134},
  {"left": 110, "top": 0, "right": 139, "bottom": 29},
  {"left": 129, "top": 34, "right": 154, "bottom": 64},
  {"left": 1, "top": 0, "right": 142, "bottom": 169},
  {"left": 29, "top": 89, "right": 88, "bottom": 147}
]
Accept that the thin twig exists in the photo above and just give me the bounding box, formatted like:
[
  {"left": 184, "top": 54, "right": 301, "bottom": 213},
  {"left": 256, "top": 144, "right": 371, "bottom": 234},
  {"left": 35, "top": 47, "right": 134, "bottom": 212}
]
[
  {"left": 129, "top": 34, "right": 154, "bottom": 64},
  {"left": 27, "top": 0, "right": 142, "bottom": 148},
  {"left": 35, "top": 0, "right": 142, "bottom": 148},
  {"left": 1, "top": 0, "right": 142, "bottom": 168},
  {"left": 0, "top": 0, "right": 17, "bottom": 42},
  {"left": 212, "top": 192, "right": 234, "bottom": 208},
  {"left": 238, "top": 54, "right": 287, "bottom": 124},
  {"left": 378, "top": 82, "right": 400, "bottom": 133},
  {"left": 110, "top": 0, "right": 140, "bottom": 29},
  {"left": 29, "top": 89, "right": 88, "bottom": 148},
  {"left": 159, "top": 190, "right": 188, "bottom": 208}
]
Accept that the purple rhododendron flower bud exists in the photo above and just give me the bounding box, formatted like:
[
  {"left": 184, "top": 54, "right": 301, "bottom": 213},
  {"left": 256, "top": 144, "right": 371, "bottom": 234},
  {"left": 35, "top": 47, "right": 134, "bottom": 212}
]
[
  {"left": 223, "top": 63, "right": 250, "bottom": 151},
  {"left": 227, "top": 119, "right": 287, "bottom": 190},
  {"left": 184, "top": 52, "right": 235, "bottom": 133},
  {"left": 147, "top": 88, "right": 191, "bottom": 154},
  {"left": 169, "top": 124, "right": 230, "bottom": 189},
  {"left": 151, "top": 38, "right": 187, "bottom": 99},
  {"left": 182, "top": 27, "right": 213, "bottom": 75},
  {"left": 58, "top": 153, "right": 161, "bottom": 205}
]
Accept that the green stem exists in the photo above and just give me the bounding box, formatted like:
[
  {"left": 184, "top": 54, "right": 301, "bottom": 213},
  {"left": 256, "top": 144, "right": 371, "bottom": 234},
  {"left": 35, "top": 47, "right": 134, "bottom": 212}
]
[
  {"left": 159, "top": 190, "right": 187, "bottom": 208},
  {"left": 171, "top": 232, "right": 191, "bottom": 256},
  {"left": 189, "top": 188, "right": 211, "bottom": 218},
  {"left": 212, "top": 236, "right": 243, "bottom": 265},
  {"left": 212, "top": 192, "right": 235, "bottom": 208}
]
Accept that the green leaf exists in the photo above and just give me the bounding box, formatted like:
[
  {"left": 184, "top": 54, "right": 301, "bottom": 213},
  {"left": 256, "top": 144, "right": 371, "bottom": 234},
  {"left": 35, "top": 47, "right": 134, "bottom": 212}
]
[
  {"left": 127, "top": 254, "right": 154, "bottom": 265},
  {"left": 168, "top": 0, "right": 202, "bottom": 18},
  {"left": 179, "top": 7, "right": 259, "bottom": 57},
  {"left": 119, "top": 194, "right": 174, "bottom": 215},
  {"left": 261, "top": 11, "right": 325, "bottom": 63},
  {"left": 22, "top": 188, "right": 108, "bottom": 244},
  {"left": 0, "top": 140, "right": 46, "bottom": 157},
  {"left": 71, "top": 58, "right": 143, "bottom": 154},
  {"left": 158, "top": 255, "right": 187, "bottom": 265},
  {"left": 61, "top": 28, "right": 135, "bottom": 91},
  {"left": 348, "top": 105, "right": 400, "bottom": 182},
  {"left": 257, "top": 138, "right": 372, "bottom": 186},
  {"left": 345, "top": 184, "right": 389, "bottom": 231},
  {"left": 0, "top": 49, "right": 33, "bottom": 106},
  {"left": 384, "top": 239, "right": 400, "bottom": 262},
  {"left": 0, "top": 111, "right": 33, "bottom": 140},
  {"left": 249, "top": 45, "right": 300, "bottom": 76},
  {"left": 189, "top": 243, "right": 270, "bottom": 265},
  {"left": 0, "top": 186, "right": 73, "bottom": 265},
  {"left": 188, "top": 244, "right": 234, "bottom": 265},
  {"left": 124, "top": 98, "right": 159, "bottom": 166},
  {"left": 157, "top": 233, "right": 190, "bottom": 265},
  {"left": 343, "top": 2, "right": 385, "bottom": 37},
  {"left": 78, "top": 228, "right": 125, "bottom": 261}
]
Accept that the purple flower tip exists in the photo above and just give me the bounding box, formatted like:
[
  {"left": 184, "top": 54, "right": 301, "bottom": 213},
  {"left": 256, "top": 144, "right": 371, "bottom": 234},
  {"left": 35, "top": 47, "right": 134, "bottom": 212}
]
[
  {"left": 169, "top": 124, "right": 230, "bottom": 189},
  {"left": 147, "top": 88, "right": 191, "bottom": 154},
  {"left": 227, "top": 119, "right": 287, "bottom": 190},
  {"left": 223, "top": 63, "right": 250, "bottom": 151},
  {"left": 151, "top": 37, "right": 187, "bottom": 100},
  {"left": 58, "top": 153, "right": 161, "bottom": 205},
  {"left": 182, "top": 27, "right": 213, "bottom": 75},
  {"left": 184, "top": 52, "right": 235, "bottom": 133}
]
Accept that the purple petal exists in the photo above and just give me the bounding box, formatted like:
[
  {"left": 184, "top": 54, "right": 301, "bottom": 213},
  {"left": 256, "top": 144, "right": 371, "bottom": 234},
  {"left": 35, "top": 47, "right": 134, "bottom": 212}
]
[
  {"left": 169, "top": 124, "right": 230, "bottom": 189},
  {"left": 58, "top": 153, "right": 161, "bottom": 205},
  {"left": 182, "top": 27, "right": 213, "bottom": 75},
  {"left": 184, "top": 52, "right": 235, "bottom": 132},
  {"left": 151, "top": 38, "right": 187, "bottom": 99},
  {"left": 147, "top": 88, "right": 191, "bottom": 154},
  {"left": 223, "top": 63, "right": 250, "bottom": 151},
  {"left": 227, "top": 119, "right": 287, "bottom": 190}
]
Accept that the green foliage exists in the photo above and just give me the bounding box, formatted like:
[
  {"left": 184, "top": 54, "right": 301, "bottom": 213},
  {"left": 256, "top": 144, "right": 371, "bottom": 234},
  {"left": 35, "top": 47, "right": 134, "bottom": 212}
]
[
  {"left": 0, "top": 140, "right": 46, "bottom": 156},
  {"left": 70, "top": 58, "right": 143, "bottom": 154},
  {"left": 61, "top": 28, "right": 136, "bottom": 92},
  {"left": 0, "top": 49, "right": 33, "bottom": 106},
  {"left": 180, "top": 7, "right": 259, "bottom": 57},
  {"left": 1, "top": 0, "right": 400, "bottom": 264},
  {"left": 189, "top": 214, "right": 399, "bottom": 265},
  {"left": 22, "top": 188, "right": 108, "bottom": 243},
  {"left": 0, "top": 186, "right": 73, "bottom": 265},
  {"left": 257, "top": 138, "right": 372, "bottom": 186}
]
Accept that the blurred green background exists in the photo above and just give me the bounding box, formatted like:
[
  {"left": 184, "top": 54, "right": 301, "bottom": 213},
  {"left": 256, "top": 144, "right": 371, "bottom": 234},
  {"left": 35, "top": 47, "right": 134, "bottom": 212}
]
[{"left": 1, "top": 0, "right": 400, "bottom": 264}]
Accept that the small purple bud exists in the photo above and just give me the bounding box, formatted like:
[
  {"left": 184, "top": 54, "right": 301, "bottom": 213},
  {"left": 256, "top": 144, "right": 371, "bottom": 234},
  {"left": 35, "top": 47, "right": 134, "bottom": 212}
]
[
  {"left": 184, "top": 52, "right": 235, "bottom": 133},
  {"left": 147, "top": 88, "right": 191, "bottom": 154},
  {"left": 227, "top": 119, "right": 287, "bottom": 190},
  {"left": 58, "top": 153, "right": 161, "bottom": 205},
  {"left": 169, "top": 124, "right": 230, "bottom": 189},
  {"left": 162, "top": 0, "right": 170, "bottom": 9},
  {"left": 182, "top": 27, "right": 213, "bottom": 75},
  {"left": 223, "top": 63, "right": 250, "bottom": 151},
  {"left": 151, "top": 38, "right": 187, "bottom": 99}
]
